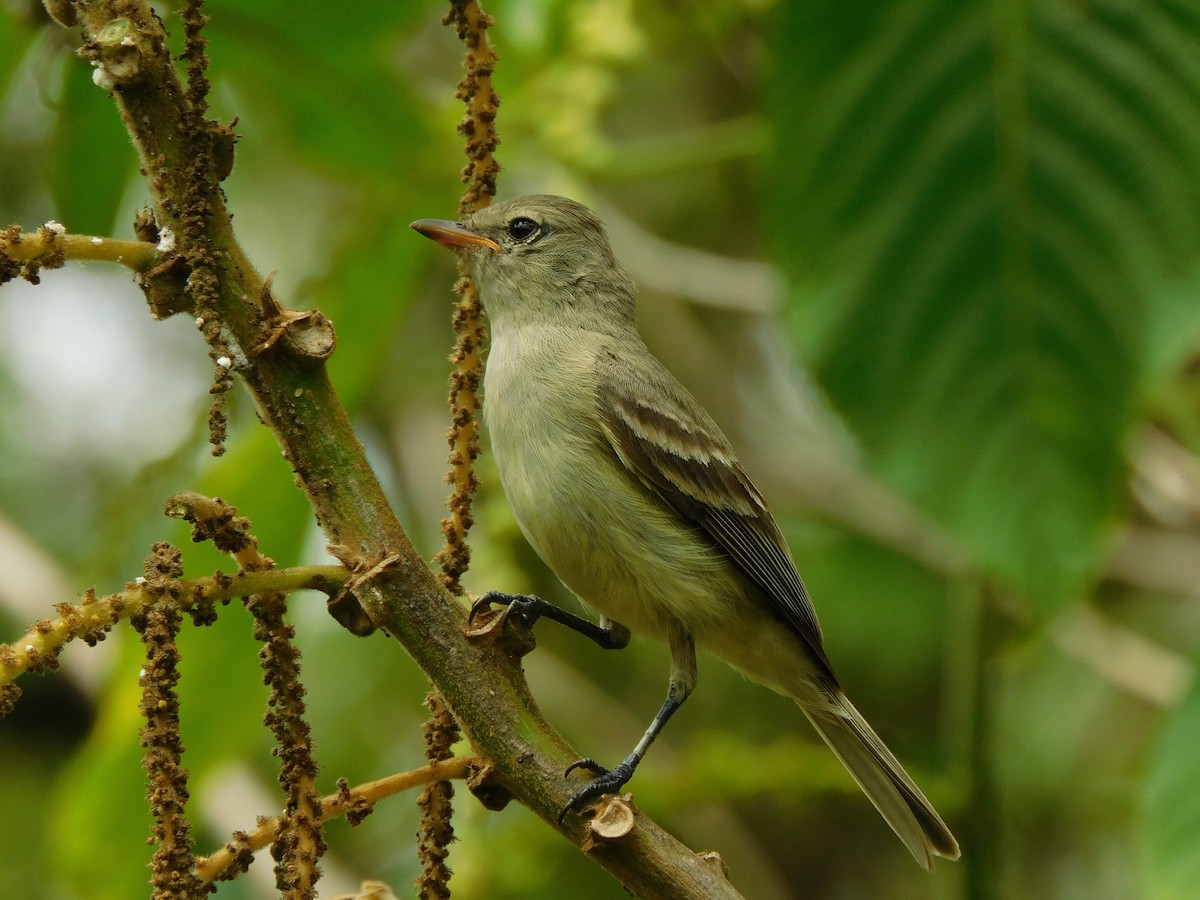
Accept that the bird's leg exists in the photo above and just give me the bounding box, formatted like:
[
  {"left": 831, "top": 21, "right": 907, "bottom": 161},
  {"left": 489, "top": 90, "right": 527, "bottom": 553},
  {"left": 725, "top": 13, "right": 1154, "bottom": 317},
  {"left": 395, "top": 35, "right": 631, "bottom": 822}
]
[
  {"left": 469, "top": 591, "right": 631, "bottom": 650},
  {"left": 559, "top": 628, "right": 696, "bottom": 822}
]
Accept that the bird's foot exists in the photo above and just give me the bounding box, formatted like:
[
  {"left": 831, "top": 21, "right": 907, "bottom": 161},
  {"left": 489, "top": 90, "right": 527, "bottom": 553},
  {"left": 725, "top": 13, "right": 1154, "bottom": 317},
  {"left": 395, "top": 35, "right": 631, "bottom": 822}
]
[
  {"left": 471, "top": 592, "right": 629, "bottom": 650},
  {"left": 558, "top": 758, "right": 637, "bottom": 823},
  {"left": 469, "top": 591, "right": 548, "bottom": 629}
]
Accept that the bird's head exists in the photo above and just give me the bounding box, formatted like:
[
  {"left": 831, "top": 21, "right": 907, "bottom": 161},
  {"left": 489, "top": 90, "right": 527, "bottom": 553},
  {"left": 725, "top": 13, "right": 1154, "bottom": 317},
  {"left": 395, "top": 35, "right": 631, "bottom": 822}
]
[{"left": 411, "top": 195, "right": 636, "bottom": 329}]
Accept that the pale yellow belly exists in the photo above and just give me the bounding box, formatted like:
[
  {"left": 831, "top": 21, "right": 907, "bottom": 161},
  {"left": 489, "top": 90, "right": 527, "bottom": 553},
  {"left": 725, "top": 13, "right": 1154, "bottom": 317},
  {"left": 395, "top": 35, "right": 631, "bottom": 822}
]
[{"left": 484, "top": 333, "right": 744, "bottom": 639}]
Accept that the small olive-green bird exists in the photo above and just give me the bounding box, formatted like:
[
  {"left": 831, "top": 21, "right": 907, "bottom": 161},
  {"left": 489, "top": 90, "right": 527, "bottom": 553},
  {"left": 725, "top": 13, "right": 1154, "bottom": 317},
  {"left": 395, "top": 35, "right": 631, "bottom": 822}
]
[{"left": 412, "top": 195, "right": 959, "bottom": 869}]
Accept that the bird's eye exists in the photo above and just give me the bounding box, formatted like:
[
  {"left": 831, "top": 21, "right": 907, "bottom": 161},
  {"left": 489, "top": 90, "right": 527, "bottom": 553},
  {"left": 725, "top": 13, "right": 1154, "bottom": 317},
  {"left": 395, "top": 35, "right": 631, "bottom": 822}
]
[{"left": 506, "top": 217, "right": 540, "bottom": 242}]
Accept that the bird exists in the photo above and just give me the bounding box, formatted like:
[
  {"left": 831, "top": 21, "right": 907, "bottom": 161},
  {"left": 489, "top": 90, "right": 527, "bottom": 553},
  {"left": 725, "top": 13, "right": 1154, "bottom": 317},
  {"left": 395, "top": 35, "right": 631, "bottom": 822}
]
[{"left": 411, "top": 195, "right": 960, "bottom": 869}]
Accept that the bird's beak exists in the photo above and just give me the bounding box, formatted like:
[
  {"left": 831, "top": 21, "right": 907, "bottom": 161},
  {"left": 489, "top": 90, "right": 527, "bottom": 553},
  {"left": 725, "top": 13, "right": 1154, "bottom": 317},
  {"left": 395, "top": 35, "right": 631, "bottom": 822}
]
[{"left": 410, "top": 218, "right": 502, "bottom": 253}]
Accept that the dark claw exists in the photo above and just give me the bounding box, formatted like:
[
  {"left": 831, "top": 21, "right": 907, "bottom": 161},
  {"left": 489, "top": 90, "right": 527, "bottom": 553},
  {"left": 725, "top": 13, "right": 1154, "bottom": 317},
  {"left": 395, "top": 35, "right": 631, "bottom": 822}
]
[
  {"left": 557, "top": 759, "right": 636, "bottom": 823},
  {"left": 468, "top": 591, "right": 503, "bottom": 625},
  {"left": 564, "top": 757, "right": 605, "bottom": 778}
]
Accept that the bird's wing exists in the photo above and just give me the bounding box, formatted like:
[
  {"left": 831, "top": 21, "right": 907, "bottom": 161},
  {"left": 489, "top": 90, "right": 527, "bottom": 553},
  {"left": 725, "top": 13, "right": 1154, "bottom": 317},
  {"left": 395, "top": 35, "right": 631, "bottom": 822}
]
[{"left": 595, "top": 351, "right": 832, "bottom": 673}]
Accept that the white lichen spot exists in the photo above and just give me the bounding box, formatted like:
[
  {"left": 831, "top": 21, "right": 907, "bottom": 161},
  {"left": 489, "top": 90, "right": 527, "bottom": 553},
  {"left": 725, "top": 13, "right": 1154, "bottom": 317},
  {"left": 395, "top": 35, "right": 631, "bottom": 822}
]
[
  {"left": 91, "top": 236, "right": 102, "bottom": 245},
  {"left": 134, "top": 576, "right": 146, "bottom": 585},
  {"left": 156, "top": 226, "right": 176, "bottom": 254},
  {"left": 195, "top": 317, "right": 205, "bottom": 328},
  {"left": 92, "top": 65, "right": 116, "bottom": 91},
  {"left": 25, "top": 645, "right": 34, "bottom": 653},
  {"left": 138, "top": 667, "right": 147, "bottom": 679},
  {"left": 44, "top": 220, "right": 66, "bottom": 236},
  {"left": 219, "top": 326, "right": 251, "bottom": 369},
  {"left": 216, "top": 356, "right": 233, "bottom": 369}
]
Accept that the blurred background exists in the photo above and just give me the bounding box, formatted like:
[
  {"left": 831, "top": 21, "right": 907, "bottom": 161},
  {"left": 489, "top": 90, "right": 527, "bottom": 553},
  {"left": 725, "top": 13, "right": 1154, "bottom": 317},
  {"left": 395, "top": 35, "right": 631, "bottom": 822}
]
[{"left": 2, "top": 0, "right": 1200, "bottom": 897}]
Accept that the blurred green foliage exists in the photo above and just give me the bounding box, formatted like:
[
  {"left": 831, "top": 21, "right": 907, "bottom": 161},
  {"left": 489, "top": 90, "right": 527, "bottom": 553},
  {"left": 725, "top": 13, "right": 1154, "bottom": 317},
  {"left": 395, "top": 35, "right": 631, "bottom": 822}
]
[{"left": 2, "top": 1, "right": 1200, "bottom": 898}]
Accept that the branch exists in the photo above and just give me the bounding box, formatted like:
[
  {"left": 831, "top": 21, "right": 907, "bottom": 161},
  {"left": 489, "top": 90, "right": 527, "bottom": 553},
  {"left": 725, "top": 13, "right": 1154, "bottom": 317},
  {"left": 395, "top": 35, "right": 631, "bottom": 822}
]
[
  {"left": 1, "top": 222, "right": 160, "bottom": 280},
  {"left": 56, "top": 2, "right": 742, "bottom": 896},
  {"left": 0, "top": 565, "right": 348, "bottom": 692},
  {"left": 195, "top": 757, "right": 476, "bottom": 886}
]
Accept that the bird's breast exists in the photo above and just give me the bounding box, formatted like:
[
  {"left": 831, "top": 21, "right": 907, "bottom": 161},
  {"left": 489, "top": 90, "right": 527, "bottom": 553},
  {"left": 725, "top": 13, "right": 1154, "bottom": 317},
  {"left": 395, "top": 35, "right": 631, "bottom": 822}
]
[{"left": 482, "top": 326, "right": 744, "bottom": 638}]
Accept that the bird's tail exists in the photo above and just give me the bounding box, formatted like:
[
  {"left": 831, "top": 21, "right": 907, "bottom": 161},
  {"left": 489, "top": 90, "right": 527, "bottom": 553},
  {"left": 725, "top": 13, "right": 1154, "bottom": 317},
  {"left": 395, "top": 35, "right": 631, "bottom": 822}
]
[{"left": 800, "top": 692, "right": 960, "bottom": 870}]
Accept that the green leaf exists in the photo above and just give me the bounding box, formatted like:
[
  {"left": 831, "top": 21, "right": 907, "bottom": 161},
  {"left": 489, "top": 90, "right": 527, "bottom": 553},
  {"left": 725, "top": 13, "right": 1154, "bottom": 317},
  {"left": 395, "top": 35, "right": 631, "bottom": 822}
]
[
  {"left": 51, "top": 640, "right": 159, "bottom": 900},
  {"left": 0, "top": 12, "right": 42, "bottom": 218},
  {"left": 205, "top": 2, "right": 432, "bottom": 181},
  {"left": 51, "top": 55, "right": 136, "bottom": 236},
  {"left": 0, "top": 9, "right": 35, "bottom": 99},
  {"left": 768, "top": 0, "right": 1200, "bottom": 607},
  {"left": 1142, "top": 675, "right": 1200, "bottom": 900},
  {"left": 320, "top": 216, "right": 434, "bottom": 409}
]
